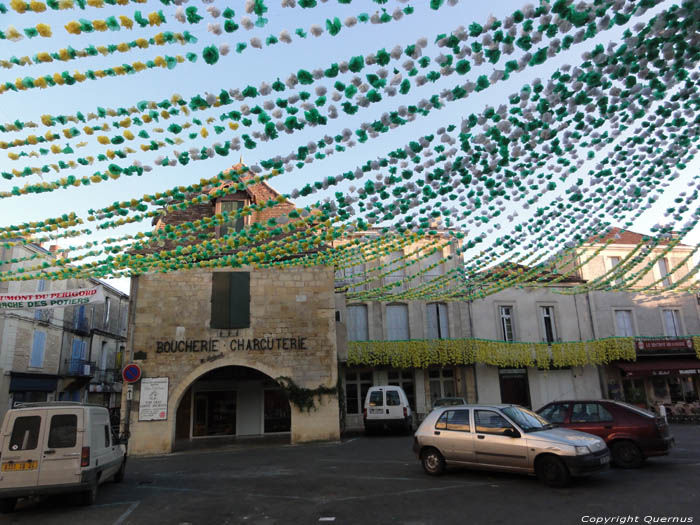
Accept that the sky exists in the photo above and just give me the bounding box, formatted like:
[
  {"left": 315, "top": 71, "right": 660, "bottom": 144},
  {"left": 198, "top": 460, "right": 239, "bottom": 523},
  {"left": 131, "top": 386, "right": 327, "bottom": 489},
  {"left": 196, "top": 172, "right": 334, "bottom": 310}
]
[{"left": 0, "top": 0, "right": 697, "bottom": 294}]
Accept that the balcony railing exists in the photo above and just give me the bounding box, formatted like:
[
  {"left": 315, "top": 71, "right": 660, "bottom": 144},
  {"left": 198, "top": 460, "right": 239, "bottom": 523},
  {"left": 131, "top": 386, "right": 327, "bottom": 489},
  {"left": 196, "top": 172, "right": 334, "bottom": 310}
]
[
  {"left": 64, "top": 359, "right": 95, "bottom": 377},
  {"left": 92, "top": 368, "right": 120, "bottom": 384},
  {"left": 73, "top": 317, "right": 89, "bottom": 333}
]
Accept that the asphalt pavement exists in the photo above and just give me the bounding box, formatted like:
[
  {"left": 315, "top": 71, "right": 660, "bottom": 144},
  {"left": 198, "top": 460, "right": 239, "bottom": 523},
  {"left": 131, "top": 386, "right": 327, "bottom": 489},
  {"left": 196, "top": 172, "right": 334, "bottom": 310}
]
[{"left": 3, "top": 425, "right": 700, "bottom": 525}]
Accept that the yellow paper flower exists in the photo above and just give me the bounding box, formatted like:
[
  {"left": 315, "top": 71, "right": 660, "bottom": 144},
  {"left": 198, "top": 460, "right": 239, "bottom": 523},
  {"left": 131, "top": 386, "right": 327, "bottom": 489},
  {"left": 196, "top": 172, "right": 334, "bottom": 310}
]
[
  {"left": 64, "top": 21, "right": 82, "bottom": 35},
  {"left": 93, "top": 20, "right": 108, "bottom": 32},
  {"left": 148, "top": 12, "right": 162, "bottom": 26},
  {"left": 97, "top": 136, "right": 110, "bottom": 145},
  {"left": 30, "top": 0, "right": 46, "bottom": 11},
  {"left": 87, "top": 0, "right": 104, "bottom": 7},
  {"left": 7, "top": 152, "right": 19, "bottom": 160},
  {"left": 133, "top": 62, "right": 147, "bottom": 72},
  {"left": 73, "top": 71, "right": 86, "bottom": 82},
  {"left": 36, "top": 24, "right": 52, "bottom": 37},
  {"left": 83, "top": 126, "right": 94, "bottom": 135},
  {"left": 50, "top": 144, "right": 61, "bottom": 153},
  {"left": 52, "top": 72, "right": 65, "bottom": 85},
  {"left": 119, "top": 16, "right": 133, "bottom": 30},
  {"left": 34, "top": 77, "right": 48, "bottom": 89},
  {"left": 117, "top": 42, "right": 129, "bottom": 53},
  {"left": 153, "top": 56, "right": 166, "bottom": 68},
  {"left": 10, "top": 0, "right": 27, "bottom": 13},
  {"left": 96, "top": 46, "right": 109, "bottom": 56},
  {"left": 6, "top": 26, "right": 24, "bottom": 41},
  {"left": 36, "top": 52, "right": 52, "bottom": 63},
  {"left": 123, "top": 130, "right": 134, "bottom": 140},
  {"left": 200, "top": 127, "right": 209, "bottom": 138},
  {"left": 58, "top": 0, "right": 74, "bottom": 9}
]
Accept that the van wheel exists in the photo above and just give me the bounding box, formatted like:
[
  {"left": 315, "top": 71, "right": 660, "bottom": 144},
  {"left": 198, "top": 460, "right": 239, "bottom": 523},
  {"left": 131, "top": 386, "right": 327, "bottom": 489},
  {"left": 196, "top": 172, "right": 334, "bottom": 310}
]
[
  {"left": 114, "top": 459, "right": 126, "bottom": 483},
  {"left": 611, "top": 440, "right": 643, "bottom": 468},
  {"left": 0, "top": 498, "right": 17, "bottom": 513},
  {"left": 421, "top": 448, "right": 445, "bottom": 476},
  {"left": 81, "top": 483, "right": 98, "bottom": 506},
  {"left": 535, "top": 455, "right": 571, "bottom": 488}
]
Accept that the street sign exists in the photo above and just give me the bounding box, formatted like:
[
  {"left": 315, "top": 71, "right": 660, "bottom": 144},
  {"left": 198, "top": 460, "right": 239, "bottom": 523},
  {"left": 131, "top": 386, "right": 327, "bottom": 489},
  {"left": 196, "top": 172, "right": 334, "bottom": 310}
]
[
  {"left": 126, "top": 384, "right": 133, "bottom": 401},
  {"left": 122, "top": 363, "right": 142, "bottom": 383}
]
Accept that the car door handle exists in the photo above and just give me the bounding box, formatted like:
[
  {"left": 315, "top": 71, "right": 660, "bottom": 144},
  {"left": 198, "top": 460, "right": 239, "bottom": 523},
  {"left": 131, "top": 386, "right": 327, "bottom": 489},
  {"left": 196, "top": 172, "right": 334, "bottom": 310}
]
[
  {"left": 477, "top": 435, "right": 485, "bottom": 440},
  {"left": 434, "top": 431, "right": 441, "bottom": 436},
  {"left": 43, "top": 450, "right": 56, "bottom": 455}
]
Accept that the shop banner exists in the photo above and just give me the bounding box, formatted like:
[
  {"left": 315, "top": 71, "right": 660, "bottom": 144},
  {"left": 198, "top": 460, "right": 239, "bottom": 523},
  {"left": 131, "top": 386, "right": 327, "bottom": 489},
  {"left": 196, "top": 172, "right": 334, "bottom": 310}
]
[
  {"left": 139, "top": 377, "right": 169, "bottom": 422},
  {"left": 0, "top": 286, "right": 105, "bottom": 310}
]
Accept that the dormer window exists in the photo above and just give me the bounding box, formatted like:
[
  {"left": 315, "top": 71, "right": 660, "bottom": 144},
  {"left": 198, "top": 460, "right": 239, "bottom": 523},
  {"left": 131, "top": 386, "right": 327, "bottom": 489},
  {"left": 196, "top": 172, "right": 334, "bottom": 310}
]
[{"left": 218, "top": 199, "right": 246, "bottom": 237}]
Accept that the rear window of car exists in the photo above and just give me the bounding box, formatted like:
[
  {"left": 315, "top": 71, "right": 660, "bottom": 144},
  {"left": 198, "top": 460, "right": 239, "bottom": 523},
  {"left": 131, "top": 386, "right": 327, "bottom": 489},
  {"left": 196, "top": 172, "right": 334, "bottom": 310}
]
[
  {"left": 612, "top": 401, "right": 655, "bottom": 418},
  {"left": 571, "top": 403, "right": 613, "bottom": 423},
  {"left": 435, "top": 410, "right": 470, "bottom": 432},
  {"left": 48, "top": 414, "right": 77, "bottom": 448},
  {"left": 369, "top": 391, "right": 383, "bottom": 407},
  {"left": 9, "top": 416, "right": 41, "bottom": 451},
  {"left": 386, "top": 391, "right": 401, "bottom": 406},
  {"left": 539, "top": 403, "right": 570, "bottom": 423}
]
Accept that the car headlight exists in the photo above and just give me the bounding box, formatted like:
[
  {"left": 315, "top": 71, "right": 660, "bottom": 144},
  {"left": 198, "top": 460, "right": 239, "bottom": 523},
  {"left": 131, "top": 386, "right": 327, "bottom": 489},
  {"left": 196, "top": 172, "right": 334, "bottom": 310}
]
[{"left": 575, "top": 446, "right": 591, "bottom": 455}]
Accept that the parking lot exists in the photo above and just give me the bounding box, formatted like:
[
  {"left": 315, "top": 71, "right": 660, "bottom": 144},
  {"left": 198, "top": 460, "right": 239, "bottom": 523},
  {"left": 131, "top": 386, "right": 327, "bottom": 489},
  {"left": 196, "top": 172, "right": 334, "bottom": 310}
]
[{"left": 4, "top": 425, "right": 700, "bottom": 525}]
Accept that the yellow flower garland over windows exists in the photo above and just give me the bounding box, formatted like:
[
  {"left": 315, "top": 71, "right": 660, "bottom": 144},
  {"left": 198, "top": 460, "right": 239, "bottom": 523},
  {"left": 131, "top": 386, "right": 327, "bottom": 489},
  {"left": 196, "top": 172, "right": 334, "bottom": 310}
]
[{"left": 346, "top": 337, "right": 637, "bottom": 369}]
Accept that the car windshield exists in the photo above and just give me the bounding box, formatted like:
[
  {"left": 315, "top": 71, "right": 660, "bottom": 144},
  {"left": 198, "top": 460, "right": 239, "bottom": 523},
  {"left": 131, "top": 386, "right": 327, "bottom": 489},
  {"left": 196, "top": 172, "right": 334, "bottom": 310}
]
[{"left": 502, "top": 406, "right": 553, "bottom": 432}]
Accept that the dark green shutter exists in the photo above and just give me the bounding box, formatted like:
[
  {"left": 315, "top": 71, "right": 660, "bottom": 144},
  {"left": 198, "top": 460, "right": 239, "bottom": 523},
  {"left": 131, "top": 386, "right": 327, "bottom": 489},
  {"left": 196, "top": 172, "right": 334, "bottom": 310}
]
[
  {"left": 228, "top": 271, "right": 250, "bottom": 328},
  {"left": 211, "top": 272, "right": 250, "bottom": 329}
]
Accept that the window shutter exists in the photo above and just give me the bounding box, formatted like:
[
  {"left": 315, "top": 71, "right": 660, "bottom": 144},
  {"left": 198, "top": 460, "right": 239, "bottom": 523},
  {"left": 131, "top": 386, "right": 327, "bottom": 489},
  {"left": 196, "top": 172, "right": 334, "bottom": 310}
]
[
  {"left": 30, "top": 331, "right": 46, "bottom": 368},
  {"left": 228, "top": 272, "right": 250, "bottom": 329},
  {"left": 211, "top": 272, "right": 231, "bottom": 329}
]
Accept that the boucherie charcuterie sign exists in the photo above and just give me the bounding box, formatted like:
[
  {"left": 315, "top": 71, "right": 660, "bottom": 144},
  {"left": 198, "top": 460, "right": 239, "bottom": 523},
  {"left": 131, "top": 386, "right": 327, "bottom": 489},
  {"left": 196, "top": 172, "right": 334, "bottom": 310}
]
[{"left": 0, "top": 286, "right": 105, "bottom": 310}]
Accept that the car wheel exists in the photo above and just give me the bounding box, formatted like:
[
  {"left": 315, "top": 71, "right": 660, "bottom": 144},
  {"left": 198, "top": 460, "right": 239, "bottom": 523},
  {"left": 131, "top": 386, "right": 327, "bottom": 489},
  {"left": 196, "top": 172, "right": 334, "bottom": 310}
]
[
  {"left": 611, "top": 440, "right": 643, "bottom": 468},
  {"left": 81, "top": 482, "right": 98, "bottom": 506},
  {"left": 535, "top": 455, "right": 571, "bottom": 488},
  {"left": 421, "top": 448, "right": 445, "bottom": 476},
  {"left": 114, "top": 459, "right": 127, "bottom": 483},
  {"left": 0, "top": 498, "right": 17, "bottom": 513}
]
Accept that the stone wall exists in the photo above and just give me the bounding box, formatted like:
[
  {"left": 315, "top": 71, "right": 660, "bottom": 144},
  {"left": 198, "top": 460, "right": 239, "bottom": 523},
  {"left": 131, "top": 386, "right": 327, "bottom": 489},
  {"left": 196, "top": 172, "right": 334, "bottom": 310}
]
[{"left": 123, "top": 265, "right": 339, "bottom": 455}]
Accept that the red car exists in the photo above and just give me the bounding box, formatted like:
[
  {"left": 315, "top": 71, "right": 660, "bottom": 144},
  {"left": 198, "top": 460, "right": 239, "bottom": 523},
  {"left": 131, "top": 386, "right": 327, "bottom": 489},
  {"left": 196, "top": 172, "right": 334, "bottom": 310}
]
[{"left": 537, "top": 400, "right": 674, "bottom": 468}]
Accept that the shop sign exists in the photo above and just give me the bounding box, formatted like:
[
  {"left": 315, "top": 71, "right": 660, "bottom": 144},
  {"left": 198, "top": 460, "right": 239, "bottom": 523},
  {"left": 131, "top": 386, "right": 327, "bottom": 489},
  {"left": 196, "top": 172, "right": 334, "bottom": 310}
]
[
  {"left": 154, "top": 337, "right": 308, "bottom": 354},
  {"left": 0, "top": 286, "right": 105, "bottom": 310},
  {"left": 139, "top": 377, "right": 169, "bottom": 421},
  {"left": 635, "top": 338, "right": 694, "bottom": 354}
]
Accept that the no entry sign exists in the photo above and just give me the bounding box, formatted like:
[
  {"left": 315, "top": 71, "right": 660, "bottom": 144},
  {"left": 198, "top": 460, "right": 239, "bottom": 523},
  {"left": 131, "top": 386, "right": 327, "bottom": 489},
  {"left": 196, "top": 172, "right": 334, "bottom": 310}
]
[{"left": 122, "top": 363, "right": 142, "bottom": 383}]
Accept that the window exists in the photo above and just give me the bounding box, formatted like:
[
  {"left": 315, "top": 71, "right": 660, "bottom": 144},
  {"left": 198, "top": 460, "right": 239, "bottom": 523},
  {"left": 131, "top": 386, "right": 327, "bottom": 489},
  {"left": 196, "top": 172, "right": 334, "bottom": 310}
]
[
  {"left": 48, "top": 414, "right": 77, "bottom": 448},
  {"left": 345, "top": 371, "right": 372, "bottom": 414},
  {"left": 571, "top": 403, "right": 614, "bottom": 423},
  {"left": 614, "top": 310, "right": 634, "bottom": 337},
  {"left": 337, "top": 263, "right": 366, "bottom": 293},
  {"left": 386, "top": 304, "right": 409, "bottom": 340},
  {"left": 388, "top": 369, "right": 414, "bottom": 410},
  {"left": 539, "top": 403, "right": 570, "bottom": 424},
  {"left": 539, "top": 306, "right": 556, "bottom": 344},
  {"left": 220, "top": 200, "right": 246, "bottom": 237},
  {"left": 74, "top": 304, "right": 86, "bottom": 331},
  {"left": 384, "top": 251, "right": 405, "bottom": 291},
  {"left": 429, "top": 368, "right": 455, "bottom": 401},
  {"left": 103, "top": 297, "right": 111, "bottom": 327},
  {"left": 427, "top": 303, "right": 449, "bottom": 339},
  {"left": 386, "top": 391, "right": 401, "bottom": 406},
  {"left": 347, "top": 305, "right": 369, "bottom": 341},
  {"left": 34, "top": 279, "right": 47, "bottom": 320},
  {"left": 658, "top": 258, "right": 671, "bottom": 287},
  {"left": 100, "top": 341, "right": 109, "bottom": 372},
  {"left": 211, "top": 272, "right": 250, "bottom": 329},
  {"left": 104, "top": 425, "right": 111, "bottom": 447},
  {"left": 29, "top": 330, "right": 46, "bottom": 368},
  {"left": 474, "top": 410, "right": 512, "bottom": 434},
  {"left": 499, "top": 306, "right": 515, "bottom": 342},
  {"left": 662, "top": 309, "right": 682, "bottom": 337},
  {"left": 9, "top": 416, "right": 41, "bottom": 451},
  {"left": 368, "top": 390, "right": 383, "bottom": 407},
  {"left": 422, "top": 250, "right": 444, "bottom": 283},
  {"left": 435, "top": 409, "right": 470, "bottom": 432},
  {"left": 609, "top": 256, "right": 622, "bottom": 285}
]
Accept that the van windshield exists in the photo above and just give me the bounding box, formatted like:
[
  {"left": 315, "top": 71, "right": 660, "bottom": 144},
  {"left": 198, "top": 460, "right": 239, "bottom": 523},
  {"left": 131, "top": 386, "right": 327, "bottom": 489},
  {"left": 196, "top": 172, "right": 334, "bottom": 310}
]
[{"left": 369, "top": 391, "right": 384, "bottom": 407}]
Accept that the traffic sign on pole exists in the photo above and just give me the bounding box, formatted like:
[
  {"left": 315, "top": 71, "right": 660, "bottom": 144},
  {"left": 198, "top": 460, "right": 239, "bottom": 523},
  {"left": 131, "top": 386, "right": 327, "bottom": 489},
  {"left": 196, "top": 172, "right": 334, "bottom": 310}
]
[{"left": 122, "top": 363, "right": 142, "bottom": 383}]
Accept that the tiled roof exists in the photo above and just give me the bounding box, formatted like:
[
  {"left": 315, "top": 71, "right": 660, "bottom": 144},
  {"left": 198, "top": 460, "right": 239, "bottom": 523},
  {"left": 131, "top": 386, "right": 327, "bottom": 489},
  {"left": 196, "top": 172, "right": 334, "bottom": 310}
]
[{"left": 587, "top": 227, "right": 687, "bottom": 246}]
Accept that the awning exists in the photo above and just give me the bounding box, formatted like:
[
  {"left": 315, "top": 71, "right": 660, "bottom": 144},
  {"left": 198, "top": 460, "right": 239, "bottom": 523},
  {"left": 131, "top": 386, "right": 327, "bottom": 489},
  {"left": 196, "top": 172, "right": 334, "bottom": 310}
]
[
  {"left": 9, "top": 373, "right": 59, "bottom": 392},
  {"left": 616, "top": 359, "right": 700, "bottom": 378}
]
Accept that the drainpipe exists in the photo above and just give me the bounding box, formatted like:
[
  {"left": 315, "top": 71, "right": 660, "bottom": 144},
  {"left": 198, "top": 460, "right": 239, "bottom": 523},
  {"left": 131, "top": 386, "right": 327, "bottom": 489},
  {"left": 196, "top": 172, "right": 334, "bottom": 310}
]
[{"left": 467, "top": 299, "right": 478, "bottom": 403}]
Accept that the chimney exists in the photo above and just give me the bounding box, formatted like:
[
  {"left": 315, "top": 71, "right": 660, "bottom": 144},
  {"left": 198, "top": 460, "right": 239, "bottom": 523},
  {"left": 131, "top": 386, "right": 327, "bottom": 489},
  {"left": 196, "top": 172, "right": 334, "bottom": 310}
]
[{"left": 49, "top": 245, "right": 59, "bottom": 254}]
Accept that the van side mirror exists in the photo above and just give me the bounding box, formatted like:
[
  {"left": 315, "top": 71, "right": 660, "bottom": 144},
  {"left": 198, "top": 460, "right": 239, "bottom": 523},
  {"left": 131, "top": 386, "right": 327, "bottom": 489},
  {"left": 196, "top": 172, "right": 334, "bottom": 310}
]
[{"left": 503, "top": 428, "right": 520, "bottom": 438}]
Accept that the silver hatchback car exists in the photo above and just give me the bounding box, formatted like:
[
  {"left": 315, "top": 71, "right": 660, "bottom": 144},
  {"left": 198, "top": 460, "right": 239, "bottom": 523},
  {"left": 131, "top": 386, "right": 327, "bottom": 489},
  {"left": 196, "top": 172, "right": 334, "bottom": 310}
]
[{"left": 413, "top": 404, "right": 610, "bottom": 487}]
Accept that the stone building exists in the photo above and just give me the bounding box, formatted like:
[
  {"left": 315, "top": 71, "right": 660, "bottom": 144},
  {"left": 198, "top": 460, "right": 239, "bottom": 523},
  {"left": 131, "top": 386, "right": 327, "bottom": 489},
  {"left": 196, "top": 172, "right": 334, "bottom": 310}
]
[{"left": 122, "top": 167, "right": 340, "bottom": 455}]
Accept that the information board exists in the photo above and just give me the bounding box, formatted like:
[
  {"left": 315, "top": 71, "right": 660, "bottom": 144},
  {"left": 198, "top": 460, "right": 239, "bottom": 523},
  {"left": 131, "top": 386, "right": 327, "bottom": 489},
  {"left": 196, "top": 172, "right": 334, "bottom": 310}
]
[{"left": 138, "top": 377, "right": 169, "bottom": 421}]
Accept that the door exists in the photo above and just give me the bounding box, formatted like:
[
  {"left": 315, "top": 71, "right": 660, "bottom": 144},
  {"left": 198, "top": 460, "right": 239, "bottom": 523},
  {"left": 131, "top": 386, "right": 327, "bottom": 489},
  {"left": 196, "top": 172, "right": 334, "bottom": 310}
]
[
  {"left": 1, "top": 410, "right": 45, "bottom": 488},
  {"left": 499, "top": 369, "right": 531, "bottom": 407},
  {"left": 434, "top": 409, "right": 474, "bottom": 462},
  {"left": 473, "top": 410, "right": 529, "bottom": 470},
  {"left": 568, "top": 402, "right": 615, "bottom": 440},
  {"left": 385, "top": 389, "right": 404, "bottom": 420},
  {"left": 38, "top": 409, "right": 83, "bottom": 486}
]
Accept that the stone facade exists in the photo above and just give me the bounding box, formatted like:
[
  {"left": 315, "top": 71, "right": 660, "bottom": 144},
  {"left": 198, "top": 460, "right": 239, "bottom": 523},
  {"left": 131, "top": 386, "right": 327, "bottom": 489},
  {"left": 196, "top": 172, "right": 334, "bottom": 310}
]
[{"left": 124, "top": 266, "right": 340, "bottom": 455}]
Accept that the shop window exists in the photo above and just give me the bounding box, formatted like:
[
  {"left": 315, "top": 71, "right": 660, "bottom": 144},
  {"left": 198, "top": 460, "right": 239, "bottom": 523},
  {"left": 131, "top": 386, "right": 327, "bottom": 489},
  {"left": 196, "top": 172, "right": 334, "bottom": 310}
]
[
  {"left": 622, "top": 378, "right": 647, "bottom": 405},
  {"left": 29, "top": 330, "right": 46, "bottom": 368},
  {"left": 539, "top": 306, "right": 557, "bottom": 344},
  {"left": 10, "top": 416, "right": 41, "bottom": 451},
  {"left": 614, "top": 310, "right": 634, "bottom": 337},
  {"left": 386, "top": 304, "right": 409, "bottom": 340},
  {"left": 193, "top": 391, "right": 236, "bottom": 437},
  {"left": 211, "top": 272, "right": 250, "bottom": 329},
  {"left": 662, "top": 309, "right": 682, "bottom": 337},
  {"left": 347, "top": 305, "right": 369, "bottom": 341},
  {"left": 429, "top": 368, "right": 455, "bottom": 401},
  {"left": 219, "top": 200, "right": 246, "bottom": 237},
  {"left": 264, "top": 389, "right": 291, "bottom": 433},
  {"left": 427, "top": 303, "right": 449, "bottom": 339},
  {"left": 570, "top": 403, "right": 613, "bottom": 423},
  {"left": 658, "top": 258, "right": 671, "bottom": 287},
  {"left": 499, "top": 306, "right": 515, "bottom": 342},
  {"left": 388, "top": 369, "right": 415, "bottom": 410},
  {"left": 345, "top": 371, "right": 372, "bottom": 415},
  {"left": 48, "top": 414, "right": 77, "bottom": 448}
]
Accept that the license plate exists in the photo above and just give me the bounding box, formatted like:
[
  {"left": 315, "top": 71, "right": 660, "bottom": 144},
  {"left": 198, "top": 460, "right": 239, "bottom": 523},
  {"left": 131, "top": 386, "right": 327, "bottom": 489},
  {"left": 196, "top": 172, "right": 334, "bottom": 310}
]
[
  {"left": 600, "top": 456, "right": 610, "bottom": 465},
  {"left": 2, "top": 460, "right": 38, "bottom": 472},
  {"left": 369, "top": 408, "right": 383, "bottom": 414}
]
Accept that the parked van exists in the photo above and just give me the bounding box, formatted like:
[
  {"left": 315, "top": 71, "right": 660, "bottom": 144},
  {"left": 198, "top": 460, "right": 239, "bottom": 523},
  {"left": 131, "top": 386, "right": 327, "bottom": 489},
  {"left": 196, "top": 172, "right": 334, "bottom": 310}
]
[
  {"left": 363, "top": 385, "right": 412, "bottom": 434},
  {"left": 0, "top": 402, "right": 127, "bottom": 512}
]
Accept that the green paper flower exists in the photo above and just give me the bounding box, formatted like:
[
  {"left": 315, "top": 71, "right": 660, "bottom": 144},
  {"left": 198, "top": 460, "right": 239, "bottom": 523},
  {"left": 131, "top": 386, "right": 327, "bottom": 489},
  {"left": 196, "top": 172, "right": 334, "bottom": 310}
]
[{"left": 202, "top": 45, "right": 220, "bottom": 65}]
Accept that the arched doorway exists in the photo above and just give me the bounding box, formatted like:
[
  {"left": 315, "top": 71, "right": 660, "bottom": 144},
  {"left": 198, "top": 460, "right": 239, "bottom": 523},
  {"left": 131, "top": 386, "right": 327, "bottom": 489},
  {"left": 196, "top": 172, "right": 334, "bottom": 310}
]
[{"left": 174, "top": 366, "right": 291, "bottom": 449}]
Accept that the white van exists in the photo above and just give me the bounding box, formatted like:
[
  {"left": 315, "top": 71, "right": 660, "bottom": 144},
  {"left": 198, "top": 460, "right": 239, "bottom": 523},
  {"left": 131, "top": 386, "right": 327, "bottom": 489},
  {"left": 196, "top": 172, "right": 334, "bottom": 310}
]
[
  {"left": 363, "top": 385, "right": 412, "bottom": 434},
  {"left": 0, "top": 402, "right": 127, "bottom": 512}
]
